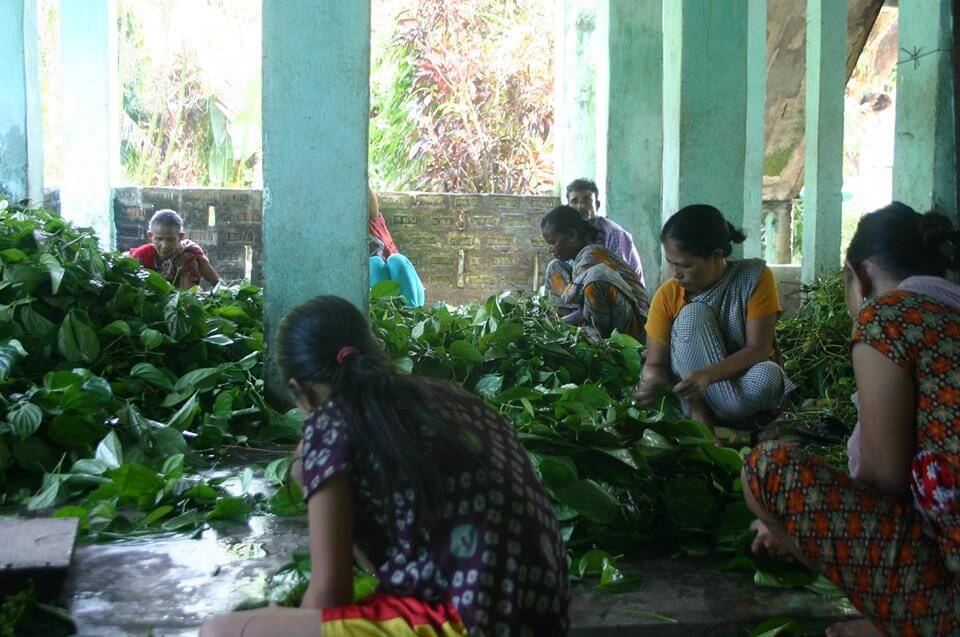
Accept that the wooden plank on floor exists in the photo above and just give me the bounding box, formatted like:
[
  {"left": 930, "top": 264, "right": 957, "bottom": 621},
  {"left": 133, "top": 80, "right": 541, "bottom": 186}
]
[{"left": 0, "top": 517, "right": 80, "bottom": 600}]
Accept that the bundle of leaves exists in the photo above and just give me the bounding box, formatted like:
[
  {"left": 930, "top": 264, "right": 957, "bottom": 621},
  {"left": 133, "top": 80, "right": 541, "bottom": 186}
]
[
  {"left": 0, "top": 202, "right": 297, "bottom": 536},
  {"left": 777, "top": 275, "right": 855, "bottom": 404},
  {"left": 370, "top": 287, "right": 752, "bottom": 566},
  {"left": 770, "top": 276, "right": 859, "bottom": 475}
]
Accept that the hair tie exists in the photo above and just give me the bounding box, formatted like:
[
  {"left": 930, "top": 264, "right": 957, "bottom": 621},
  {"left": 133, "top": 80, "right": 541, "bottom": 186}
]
[{"left": 336, "top": 346, "right": 360, "bottom": 366}]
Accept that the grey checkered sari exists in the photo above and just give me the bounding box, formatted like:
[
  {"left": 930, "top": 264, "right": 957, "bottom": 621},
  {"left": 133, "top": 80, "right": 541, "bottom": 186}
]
[{"left": 670, "top": 259, "right": 796, "bottom": 425}]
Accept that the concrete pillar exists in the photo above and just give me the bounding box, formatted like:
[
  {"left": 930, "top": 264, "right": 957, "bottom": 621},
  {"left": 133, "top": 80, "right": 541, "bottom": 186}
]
[
  {"left": 262, "top": 1, "right": 370, "bottom": 401},
  {"left": 802, "top": 0, "right": 846, "bottom": 283},
  {"left": 0, "top": 0, "right": 43, "bottom": 204},
  {"left": 893, "top": 0, "right": 956, "bottom": 221},
  {"left": 60, "top": 0, "right": 119, "bottom": 249},
  {"left": 743, "top": 0, "right": 767, "bottom": 259},
  {"left": 555, "top": 0, "right": 599, "bottom": 192},
  {"left": 598, "top": 0, "right": 664, "bottom": 286},
  {"left": 662, "top": 1, "right": 749, "bottom": 256}
]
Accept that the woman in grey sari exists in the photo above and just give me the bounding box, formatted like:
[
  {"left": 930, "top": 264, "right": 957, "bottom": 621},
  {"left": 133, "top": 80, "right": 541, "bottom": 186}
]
[{"left": 634, "top": 205, "right": 794, "bottom": 435}]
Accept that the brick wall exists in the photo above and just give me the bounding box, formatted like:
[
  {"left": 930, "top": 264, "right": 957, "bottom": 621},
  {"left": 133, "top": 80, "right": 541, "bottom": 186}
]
[
  {"left": 110, "top": 188, "right": 559, "bottom": 303},
  {"left": 107, "top": 187, "right": 803, "bottom": 313},
  {"left": 113, "top": 187, "right": 264, "bottom": 284},
  {"left": 378, "top": 192, "right": 559, "bottom": 305}
]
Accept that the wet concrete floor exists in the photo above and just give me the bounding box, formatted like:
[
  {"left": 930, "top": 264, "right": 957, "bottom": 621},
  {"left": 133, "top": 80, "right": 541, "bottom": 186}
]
[{"left": 59, "top": 451, "right": 858, "bottom": 636}]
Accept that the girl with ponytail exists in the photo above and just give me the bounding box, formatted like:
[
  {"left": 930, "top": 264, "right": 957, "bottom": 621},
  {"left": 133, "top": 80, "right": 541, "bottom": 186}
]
[
  {"left": 201, "top": 296, "right": 569, "bottom": 637},
  {"left": 743, "top": 202, "right": 960, "bottom": 636},
  {"left": 635, "top": 204, "right": 795, "bottom": 437}
]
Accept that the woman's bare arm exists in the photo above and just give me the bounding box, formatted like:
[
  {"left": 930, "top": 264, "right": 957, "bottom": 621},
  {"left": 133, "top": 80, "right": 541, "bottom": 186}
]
[
  {"left": 851, "top": 342, "right": 915, "bottom": 498},
  {"left": 301, "top": 474, "right": 355, "bottom": 609}
]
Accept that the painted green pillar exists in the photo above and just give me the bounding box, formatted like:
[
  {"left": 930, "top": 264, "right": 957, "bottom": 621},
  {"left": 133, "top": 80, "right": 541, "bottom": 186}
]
[
  {"left": 598, "top": 0, "right": 663, "bottom": 287},
  {"left": 662, "top": 0, "right": 749, "bottom": 255},
  {"left": 555, "top": 0, "right": 599, "bottom": 192},
  {"left": 742, "top": 0, "right": 767, "bottom": 259},
  {"left": 893, "top": 0, "right": 956, "bottom": 222},
  {"left": 0, "top": 0, "right": 43, "bottom": 204},
  {"left": 262, "top": 1, "right": 370, "bottom": 402},
  {"left": 802, "top": 0, "right": 846, "bottom": 283},
  {"left": 61, "top": 0, "right": 119, "bottom": 249}
]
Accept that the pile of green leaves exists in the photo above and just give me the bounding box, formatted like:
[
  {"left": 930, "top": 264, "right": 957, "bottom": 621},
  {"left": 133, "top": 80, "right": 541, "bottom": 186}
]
[
  {"left": 777, "top": 275, "right": 856, "bottom": 421},
  {"left": 0, "top": 202, "right": 298, "bottom": 536},
  {"left": 371, "top": 286, "right": 752, "bottom": 566}
]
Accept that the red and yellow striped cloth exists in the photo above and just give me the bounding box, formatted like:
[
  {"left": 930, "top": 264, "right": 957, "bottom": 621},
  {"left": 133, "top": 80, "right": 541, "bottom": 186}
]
[{"left": 322, "top": 594, "right": 468, "bottom": 636}]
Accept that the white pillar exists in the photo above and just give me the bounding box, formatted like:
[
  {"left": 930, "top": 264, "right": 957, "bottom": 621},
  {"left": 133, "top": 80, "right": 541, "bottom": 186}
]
[
  {"left": 262, "top": 1, "right": 371, "bottom": 402},
  {"left": 743, "top": 0, "right": 767, "bottom": 259},
  {"left": 801, "top": 0, "right": 846, "bottom": 283},
  {"left": 60, "top": 0, "right": 120, "bottom": 249},
  {"left": 0, "top": 0, "right": 43, "bottom": 204},
  {"left": 893, "top": 0, "right": 957, "bottom": 221},
  {"left": 554, "top": 0, "right": 600, "bottom": 192},
  {"left": 598, "top": 0, "right": 664, "bottom": 286},
  {"left": 662, "top": 1, "right": 750, "bottom": 255}
]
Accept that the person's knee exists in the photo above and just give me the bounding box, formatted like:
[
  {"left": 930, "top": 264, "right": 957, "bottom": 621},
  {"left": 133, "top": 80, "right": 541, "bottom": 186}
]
[
  {"left": 198, "top": 617, "right": 227, "bottom": 637},
  {"left": 386, "top": 253, "right": 412, "bottom": 268},
  {"left": 675, "top": 301, "right": 714, "bottom": 324},
  {"left": 711, "top": 399, "right": 756, "bottom": 423},
  {"left": 743, "top": 440, "right": 793, "bottom": 500},
  {"left": 670, "top": 302, "right": 718, "bottom": 347}
]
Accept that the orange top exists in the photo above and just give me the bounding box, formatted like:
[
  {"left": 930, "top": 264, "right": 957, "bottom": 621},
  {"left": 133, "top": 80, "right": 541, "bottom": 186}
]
[{"left": 645, "top": 265, "right": 781, "bottom": 345}]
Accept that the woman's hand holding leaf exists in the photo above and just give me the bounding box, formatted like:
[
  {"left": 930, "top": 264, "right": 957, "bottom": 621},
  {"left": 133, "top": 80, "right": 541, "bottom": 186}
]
[
  {"left": 634, "top": 368, "right": 670, "bottom": 407},
  {"left": 673, "top": 369, "right": 713, "bottom": 401}
]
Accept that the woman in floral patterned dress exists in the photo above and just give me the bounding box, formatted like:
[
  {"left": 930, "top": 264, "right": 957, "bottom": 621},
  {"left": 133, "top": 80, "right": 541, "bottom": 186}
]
[
  {"left": 743, "top": 202, "right": 960, "bottom": 636},
  {"left": 201, "top": 296, "right": 569, "bottom": 637}
]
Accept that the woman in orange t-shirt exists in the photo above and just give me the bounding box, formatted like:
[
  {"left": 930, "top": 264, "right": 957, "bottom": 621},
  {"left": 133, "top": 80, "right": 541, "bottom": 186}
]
[{"left": 633, "top": 205, "right": 794, "bottom": 434}]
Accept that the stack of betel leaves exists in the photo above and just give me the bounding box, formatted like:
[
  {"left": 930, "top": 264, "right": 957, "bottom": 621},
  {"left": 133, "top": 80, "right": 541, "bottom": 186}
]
[
  {"left": 0, "top": 201, "right": 300, "bottom": 538},
  {"left": 0, "top": 202, "right": 845, "bottom": 595},
  {"left": 370, "top": 286, "right": 755, "bottom": 587}
]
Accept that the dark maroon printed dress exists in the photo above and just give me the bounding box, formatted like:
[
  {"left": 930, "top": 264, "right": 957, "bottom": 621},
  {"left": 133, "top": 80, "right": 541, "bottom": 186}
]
[{"left": 300, "top": 380, "right": 570, "bottom": 636}]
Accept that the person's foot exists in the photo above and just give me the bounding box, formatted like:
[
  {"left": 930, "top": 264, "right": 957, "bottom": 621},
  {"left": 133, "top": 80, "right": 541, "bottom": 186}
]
[
  {"left": 688, "top": 406, "right": 722, "bottom": 446},
  {"left": 825, "top": 619, "right": 884, "bottom": 637}
]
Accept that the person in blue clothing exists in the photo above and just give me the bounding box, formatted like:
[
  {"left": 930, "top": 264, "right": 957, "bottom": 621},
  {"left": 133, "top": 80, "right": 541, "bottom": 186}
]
[{"left": 368, "top": 187, "right": 425, "bottom": 307}]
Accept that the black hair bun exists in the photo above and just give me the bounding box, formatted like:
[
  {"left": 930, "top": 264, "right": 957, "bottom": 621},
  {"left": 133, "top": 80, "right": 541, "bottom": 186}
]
[
  {"left": 919, "top": 212, "right": 960, "bottom": 272},
  {"left": 726, "top": 221, "right": 747, "bottom": 245}
]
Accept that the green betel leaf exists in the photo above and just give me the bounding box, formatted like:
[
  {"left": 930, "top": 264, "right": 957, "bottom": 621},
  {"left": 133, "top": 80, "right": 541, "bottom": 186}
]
[
  {"left": 71, "top": 458, "right": 109, "bottom": 475},
  {"left": 95, "top": 431, "right": 123, "bottom": 469},
  {"left": 174, "top": 367, "right": 222, "bottom": 394},
  {"left": 203, "top": 334, "right": 234, "bottom": 346},
  {"left": 20, "top": 305, "right": 55, "bottom": 338},
  {"left": 536, "top": 455, "right": 578, "bottom": 490},
  {"left": 39, "top": 253, "right": 65, "bottom": 294},
  {"left": 215, "top": 305, "right": 251, "bottom": 322},
  {"left": 130, "top": 363, "right": 175, "bottom": 390},
  {"left": 168, "top": 393, "right": 199, "bottom": 431},
  {"left": 58, "top": 312, "right": 101, "bottom": 363},
  {"left": 474, "top": 374, "right": 503, "bottom": 398},
  {"left": 54, "top": 506, "right": 90, "bottom": 531},
  {"left": 207, "top": 496, "right": 253, "bottom": 522},
  {"left": 0, "top": 339, "right": 27, "bottom": 379},
  {"left": 371, "top": 281, "right": 402, "bottom": 299},
  {"left": 555, "top": 480, "right": 621, "bottom": 525},
  {"left": 9, "top": 402, "right": 43, "bottom": 439},
  {"left": 101, "top": 320, "right": 132, "bottom": 338},
  {"left": 27, "top": 475, "right": 63, "bottom": 511},
  {"left": 144, "top": 505, "right": 174, "bottom": 526},
  {"left": 449, "top": 339, "right": 484, "bottom": 364},
  {"left": 747, "top": 617, "right": 804, "bottom": 637},
  {"left": 140, "top": 328, "right": 164, "bottom": 349},
  {"left": 110, "top": 463, "right": 165, "bottom": 500}
]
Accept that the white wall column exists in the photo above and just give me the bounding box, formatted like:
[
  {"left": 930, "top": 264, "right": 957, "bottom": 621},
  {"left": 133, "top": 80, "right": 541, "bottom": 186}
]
[
  {"left": 0, "top": 0, "right": 43, "bottom": 204},
  {"left": 60, "top": 0, "right": 120, "bottom": 249}
]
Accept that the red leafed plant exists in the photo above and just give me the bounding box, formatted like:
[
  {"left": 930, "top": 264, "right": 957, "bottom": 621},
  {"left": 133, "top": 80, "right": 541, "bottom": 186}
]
[{"left": 369, "top": 0, "right": 555, "bottom": 195}]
